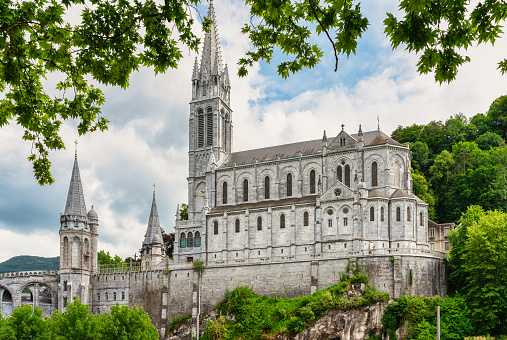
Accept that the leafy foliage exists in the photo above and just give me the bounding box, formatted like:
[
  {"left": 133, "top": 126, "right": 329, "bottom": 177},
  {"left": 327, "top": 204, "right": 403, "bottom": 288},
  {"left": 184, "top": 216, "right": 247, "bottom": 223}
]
[
  {"left": 381, "top": 295, "right": 475, "bottom": 340},
  {"left": 448, "top": 207, "right": 507, "bottom": 335},
  {"left": 201, "top": 272, "right": 388, "bottom": 339},
  {"left": 192, "top": 258, "right": 205, "bottom": 276},
  {"left": 97, "top": 250, "right": 125, "bottom": 266},
  {"left": 0, "top": 298, "right": 158, "bottom": 339},
  {"left": 166, "top": 314, "right": 191, "bottom": 334},
  {"left": 392, "top": 96, "right": 507, "bottom": 224},
  {"left": 179, "top": 203, "right": 189, "bottom": 221}
]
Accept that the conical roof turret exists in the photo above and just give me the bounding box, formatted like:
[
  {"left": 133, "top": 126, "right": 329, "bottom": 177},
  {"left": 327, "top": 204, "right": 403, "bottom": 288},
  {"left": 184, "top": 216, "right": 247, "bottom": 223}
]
[
  {"left": 143, "top": 188, "right": 163, "bottom": 245},
  {"left": 64, "top": 154, "right": 87, "bottom": 217},
  {"left": 200, "top": 0, "right": 224, "bottom": 79}
]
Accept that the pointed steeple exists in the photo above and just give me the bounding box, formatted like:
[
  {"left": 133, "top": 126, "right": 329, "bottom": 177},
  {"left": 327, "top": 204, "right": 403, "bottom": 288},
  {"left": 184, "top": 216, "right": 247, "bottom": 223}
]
[
  {"left": 64, "top": 152, "right": 87, "bottom": 217},
  {"left": 200, "top": 0, "right": 224, "bottom": 79},
  {"left": 143, "top": 186, "right": 163, "bottom": 245},
  {"left": 223, "top": 64, "right": 230, "bottom": 87}
]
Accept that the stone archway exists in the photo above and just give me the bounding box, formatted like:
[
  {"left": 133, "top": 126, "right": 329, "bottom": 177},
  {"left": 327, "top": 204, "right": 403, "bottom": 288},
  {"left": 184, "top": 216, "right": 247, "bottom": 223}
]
[
  {"left": 0, "top": 286, "right": 14, "bottom": 317},
  {"left": 19, "top": 282, "right": 57, "bottom": 317}
]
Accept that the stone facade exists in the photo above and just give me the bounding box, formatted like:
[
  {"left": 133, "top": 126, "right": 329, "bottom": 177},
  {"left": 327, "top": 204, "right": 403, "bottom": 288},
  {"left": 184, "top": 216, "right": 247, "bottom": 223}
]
[
  {"left": 428, "top": 220, "right": 454, "bottom": 252},
  {"left": 0, "top": 3, "right": 448, "bottom": 338}
]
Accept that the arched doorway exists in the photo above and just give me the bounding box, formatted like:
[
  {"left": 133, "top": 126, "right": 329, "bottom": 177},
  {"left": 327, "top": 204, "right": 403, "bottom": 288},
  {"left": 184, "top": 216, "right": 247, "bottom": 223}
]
[{"left": 0, "top": 287, "right": 13, "bottom": 317}]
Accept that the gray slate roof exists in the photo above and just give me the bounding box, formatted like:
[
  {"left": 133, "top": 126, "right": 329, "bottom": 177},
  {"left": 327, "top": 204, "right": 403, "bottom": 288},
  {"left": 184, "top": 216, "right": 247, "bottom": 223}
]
[
  {"left": 64, "top": 156, "right": 87, "bottom": 216},
  {"left": 209, "top": 195, "right": 317, "bottom": 214},
  {"left": 144, "top": 192, "right": 163, "bottom": 245},
  {"left": 219, "top": 129, "right": 403, "bottom": 168}
]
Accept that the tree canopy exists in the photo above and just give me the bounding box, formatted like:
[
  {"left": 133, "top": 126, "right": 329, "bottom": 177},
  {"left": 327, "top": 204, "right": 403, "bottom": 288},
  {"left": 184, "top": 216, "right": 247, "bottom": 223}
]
[
  {"left": 392, "top": 95, "right": 507, "bottom": 223},
  {"left": 1, "top": 0, "right": 506, "bottom": 185}
]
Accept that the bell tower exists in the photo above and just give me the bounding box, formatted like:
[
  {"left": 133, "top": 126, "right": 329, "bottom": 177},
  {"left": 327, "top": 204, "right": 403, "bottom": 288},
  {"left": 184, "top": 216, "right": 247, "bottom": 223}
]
[
  {"left": 58, "top": 143, "right": 98, "bottom": 310},
  {"left": 188, "top": 0, "right": 232, "bottom": 219}
]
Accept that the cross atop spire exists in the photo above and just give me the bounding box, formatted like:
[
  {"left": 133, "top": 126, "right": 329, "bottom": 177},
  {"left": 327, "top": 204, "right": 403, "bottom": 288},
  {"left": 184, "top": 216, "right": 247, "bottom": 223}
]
[{"left": 74, "top": 139, "right": 78, "bottom": 157}]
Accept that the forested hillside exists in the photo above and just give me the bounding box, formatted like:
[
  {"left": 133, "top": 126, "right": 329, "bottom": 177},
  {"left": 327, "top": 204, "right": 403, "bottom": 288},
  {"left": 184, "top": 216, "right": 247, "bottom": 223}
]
[
  {"left": 0, "top": 255, "right": 59, "bottom": 273},
  {"left": 391, "top": 95, "right": 507, "bottom": 223}
]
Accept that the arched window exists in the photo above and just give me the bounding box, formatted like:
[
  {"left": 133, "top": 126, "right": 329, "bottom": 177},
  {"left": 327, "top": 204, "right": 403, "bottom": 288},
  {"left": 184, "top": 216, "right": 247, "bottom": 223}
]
[
  {"left": 257, "top": 216, "right": 262, "bottom": 231},
  {"left": 337, "top": 166, "right": 343, "bottom": 182},
  {"left": 72, "top": 236, "right": 81, "bottom": 268},
  {"left": 381, "top": 207, "right": 385, "bottom": 222},
  {"left": 310, "top": 170, "right": 316, "bottom": 194},
  {"left": 113, "top": 292, "right": 117, "bottom": 300},
  {"left": 97, "top": 292, "right": 100, "bottom": 301},
  {"left": 222, "top": 182, "right": 228, "bottom": 204},
  {"left": 303, "top": 211, "right": 309, "bottom": 226},
  {"left": 197, "top": 109, "right": 204, "bottom": 148},
  {"left": 372, "top": 161, "right": 378, "bottom": 187},
  {"left": 280, "top": 214, "right": 286, "bottom": 229},
  {"left": 287, "top": 173, "right": 293, "bottom": 197},
  {"left": 407, "top": 207, "right": 411, "bottom": 221},
  {"left": 396, "top": 207, "right": 401, "bottom": 222},
  {"left": 105, "top": 292, "right": 108, "bottom": 301},
  {"left": 63, "top": 237, "right": 69, "bottom": 267},
  {"left": 206, "top": 107, "right": 213, "bottom": 146},
  {"left": 370, "top": 207, "right": 375, "bottom": 221},
  {"left": 420, "top": 212, "right": 423, "bottom": 226},
  {"left": 83, "top": 238, "right": 90, "bottom": 270},
  {"left": 180, "top": 233, "right": 186, "bottom": 248},
  {"left": 222, "top": 111, "right": 227, "bottom": 149},
  {"left": 345, "top": 164, "right": 351, "bottom": 187},
  {"left": 235, "top": 219, "right": 240, "bottom": 233},
  {"left": 243, "top": 179, "right": 249, "bottom": 202},
  {"left": 264, "top": 176, "right": 270, "bottom": 199},
  {"left": 213, "top": 221, "right": 219, "bottom": 235},
  {"left": 187, "top": 232, "right": 194, "bottom": 248},
  {"left": 122, "top": 292, "right": 125, "bottom": 300},
  {"left": 194, "top": 232, "right": 201, "bottom": 247}
]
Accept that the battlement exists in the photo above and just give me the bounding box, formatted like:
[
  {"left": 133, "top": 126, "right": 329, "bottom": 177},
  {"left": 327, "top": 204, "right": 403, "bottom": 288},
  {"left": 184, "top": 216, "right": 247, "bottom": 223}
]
[{"left": 0, "top": 270, "right": 58, "bottom": 278}]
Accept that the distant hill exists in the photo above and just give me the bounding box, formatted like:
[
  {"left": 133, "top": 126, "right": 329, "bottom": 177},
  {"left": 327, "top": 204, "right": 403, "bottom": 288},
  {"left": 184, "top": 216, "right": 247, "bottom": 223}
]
[{"left": 0, "top": 255, "right": 59, "bottom": 273}]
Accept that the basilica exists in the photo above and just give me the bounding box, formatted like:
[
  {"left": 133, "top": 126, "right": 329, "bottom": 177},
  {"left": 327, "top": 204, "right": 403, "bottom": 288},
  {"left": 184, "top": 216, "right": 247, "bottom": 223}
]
[{"left": 0, "top": 3, "right": 448, "bottom": 337}]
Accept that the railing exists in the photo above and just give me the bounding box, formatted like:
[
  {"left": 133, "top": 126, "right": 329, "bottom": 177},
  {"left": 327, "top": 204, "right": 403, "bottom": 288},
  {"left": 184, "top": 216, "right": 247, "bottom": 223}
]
[
  {"left": 98, "top": 263, "right": 142, "bottom": 273},
  {"left": 167, "top": 247, "right": 447, "bottom": 270},
  {"left": 0, "top": 270, "right": 58, "bottom": 278}
]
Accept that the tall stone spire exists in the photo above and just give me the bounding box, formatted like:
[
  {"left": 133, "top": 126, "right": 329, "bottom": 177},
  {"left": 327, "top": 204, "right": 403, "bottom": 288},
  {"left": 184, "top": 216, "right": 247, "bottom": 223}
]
[
  {"left": 64, "top": 153, "right": 87, "bottom": 217},
  {"left": 200, "top": 0, "right": 223, "bottom": 79},
  {"left": 143, "top": 187, "right": 163, "bottom": 246}
]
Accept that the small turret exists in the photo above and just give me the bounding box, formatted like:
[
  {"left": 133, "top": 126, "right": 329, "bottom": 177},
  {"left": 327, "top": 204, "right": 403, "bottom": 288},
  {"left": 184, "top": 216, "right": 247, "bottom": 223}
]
[{"left": 141, "top": 186, "right": 164, "bottom": 270}]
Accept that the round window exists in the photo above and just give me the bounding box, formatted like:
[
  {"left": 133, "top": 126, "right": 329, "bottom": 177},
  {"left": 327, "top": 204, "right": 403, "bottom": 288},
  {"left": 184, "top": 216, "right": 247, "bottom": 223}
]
[
  {"left": 334, "top": 189, "right": 341, "bottom": 197},
  {"left": 327, "top": 209, "right": 333, "bottom": 215},
  {"left": 343, "top": 208, "right": 349, "bottom": 214}
]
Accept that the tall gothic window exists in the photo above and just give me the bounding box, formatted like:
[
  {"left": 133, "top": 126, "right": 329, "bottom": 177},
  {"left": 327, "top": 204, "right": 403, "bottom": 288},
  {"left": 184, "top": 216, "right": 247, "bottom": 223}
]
[
  {"left": 206, "top": 107, "right": 213, "bottom": 146},
  {"left": 72, "top": 236, "right": 81, "bottom": 268},
  {"left": 243, "top": 179, "right": 249, "bottom": 202},
  {"left": 310, "top": 170, "right": 316, "bottom": 194},
  {"left": 180, "top": 233, "right": 186, "bottom": 248},
  {"left": 257, "top": 216, "right": 262, "bottom": 231},
  {"left": 407, "top": 207, "right": 411, "bottom": 221},
  {"left": 396, "top": 207, "right": 401, "bottom": 222},
  {"left": 381, "top": 207, "right": 385, "bottom": 222},
  {"left": 372, "top": 161, "right": 378, "bottom": 187},
  {"left": 197, "top": 109, "right": 204, "bottom": 148},
  {"left": 194, "top": 232, "right": 201, "bottom": 247},
  {"left": 420, "top": 212, "right": 423, "bottom": 226},
  {"left": 303, "top": 211, "right": 309, "bottom": 226},
  {"left": 280, "top": 214, "right": 286, "bottom": 228},
  {"left": 222, "top": 182, "right": 228, "bottom": 204},
  {"left": 337, "top": 166, "right": 342, "bottom": 182},
  {"left": 345, "top": 165, "right": 351, "bottom": 187},
  {"left": 370, "top": 207, "right": 375, "bottom": 221},
  {"left": 235, "top": 219, "right": 240, "bottom": 233},
  {"left": 83, "top": 238, "right": 90, "bottom": 270},
  {"left": 264, "top": 176, "right": 270, "bottom": 199},
  {"left": 187, "top": 232, "right": 194, "bottom": 248},
  {"left": 63, "top": 237, "right": 69, "bottom": 267},
  {"left": 213, "top": 221, "right": 219, "bottom": 235},
  {"left": 287, "top": 173, "right": 293, "bottom": 197},
  {"left": 222, "top": 111, "right": 227, "bottom": 149}
]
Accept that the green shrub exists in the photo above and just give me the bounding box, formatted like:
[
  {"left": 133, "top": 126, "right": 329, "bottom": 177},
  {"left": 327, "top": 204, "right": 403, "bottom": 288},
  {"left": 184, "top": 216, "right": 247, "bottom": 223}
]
[{"left": 167, "top": 314, "right": 191, "bottom": 334}]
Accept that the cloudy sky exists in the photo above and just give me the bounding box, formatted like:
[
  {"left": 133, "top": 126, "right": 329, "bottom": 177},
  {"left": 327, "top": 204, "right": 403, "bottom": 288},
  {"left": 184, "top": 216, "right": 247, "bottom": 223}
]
[{"left": 0, "top": 0, "right": 506, "bottom": 264}]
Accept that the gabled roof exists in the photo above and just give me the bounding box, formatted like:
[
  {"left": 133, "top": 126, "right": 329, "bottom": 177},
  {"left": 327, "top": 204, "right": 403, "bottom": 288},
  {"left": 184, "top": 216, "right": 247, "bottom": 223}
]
[
  {"left": 218, "top": 129, "right": 404, "bottom": 169},
  {"left": 64, "top": 156, "right": 87, "bottom": 217}
]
